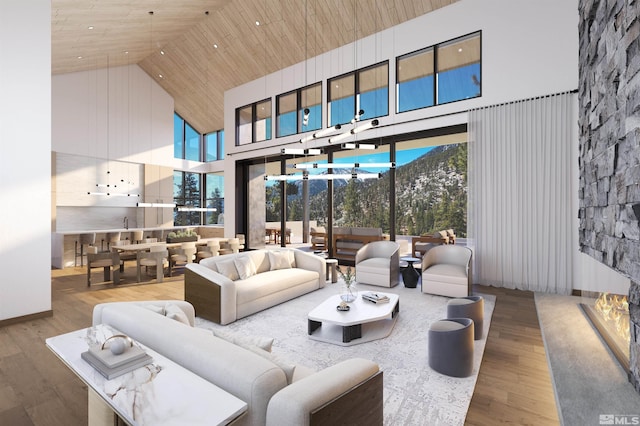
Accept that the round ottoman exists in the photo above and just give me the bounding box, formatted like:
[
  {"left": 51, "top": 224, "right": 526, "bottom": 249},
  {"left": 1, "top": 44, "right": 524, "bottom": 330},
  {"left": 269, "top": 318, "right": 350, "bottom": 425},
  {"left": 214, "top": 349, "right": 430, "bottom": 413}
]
[
  {"left": 447, "top": 296, "right": 484, "bottom": 340},
  {"left": 428, "top": 318, "right": 474, "bottom": 377}
]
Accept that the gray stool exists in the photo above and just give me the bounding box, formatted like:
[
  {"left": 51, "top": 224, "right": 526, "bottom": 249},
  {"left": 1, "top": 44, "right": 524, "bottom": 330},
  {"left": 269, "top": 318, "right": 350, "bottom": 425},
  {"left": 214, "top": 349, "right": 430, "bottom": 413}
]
[
  {"left": 428, "top": 318, "right": 474, "bottom": 377},
  {"left": 447, "top": 296, "right": 484, "bottom": 340}
]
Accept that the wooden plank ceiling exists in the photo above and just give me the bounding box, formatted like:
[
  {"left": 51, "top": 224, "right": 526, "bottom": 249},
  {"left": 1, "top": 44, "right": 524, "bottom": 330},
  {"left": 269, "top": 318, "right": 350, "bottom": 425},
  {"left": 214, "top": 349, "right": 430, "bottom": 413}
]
[{"left": 52, "top": 0, "right": 458, "bottom": 134}]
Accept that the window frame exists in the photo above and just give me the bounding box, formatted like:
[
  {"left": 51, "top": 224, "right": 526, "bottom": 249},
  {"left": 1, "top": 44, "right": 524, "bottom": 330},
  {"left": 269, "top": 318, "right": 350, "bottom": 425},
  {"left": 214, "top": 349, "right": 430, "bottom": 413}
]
[
  {"left": 328, "top": 61, "right": 389, "bottom": 126},
  {"left": 396, "top": 31, "right": 481, "bottom": 114}
]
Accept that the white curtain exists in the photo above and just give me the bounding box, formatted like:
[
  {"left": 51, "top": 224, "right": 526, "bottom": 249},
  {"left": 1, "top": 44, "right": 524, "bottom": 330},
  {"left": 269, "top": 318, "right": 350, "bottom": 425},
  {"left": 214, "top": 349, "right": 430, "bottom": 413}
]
[{"left": 468, "top": 92, "right": 575, "bottom": 294}]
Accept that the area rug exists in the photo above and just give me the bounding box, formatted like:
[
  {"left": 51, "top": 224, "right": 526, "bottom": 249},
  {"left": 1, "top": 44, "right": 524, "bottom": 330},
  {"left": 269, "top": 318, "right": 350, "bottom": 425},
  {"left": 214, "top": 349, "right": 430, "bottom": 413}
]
[{"left": 195, "top": 281, "right": 495, "bottom": 425}]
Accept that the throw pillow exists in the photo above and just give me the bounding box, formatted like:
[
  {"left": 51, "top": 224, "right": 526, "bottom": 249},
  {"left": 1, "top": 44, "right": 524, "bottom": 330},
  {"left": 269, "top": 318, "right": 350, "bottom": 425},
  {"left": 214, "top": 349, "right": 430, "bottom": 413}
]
[
  {"left": 212, "top": 329, "right": 274, "bottom": 352},
  {"left": 164, "top": 303, "right": 190, "bottom": 325},
  {"left": 216, "top": 259, "right": 239, "bottom": 281},
  {"left": 234, "top": 255, "right": 257, "bottom": 280},
  {"left": 245, "top": 345, "right": 296, "bottom": 384},
  {"left": 268, "top": 251, "right": 292, "bottom": 271},
  {"left": 143, "top": 304, "right": 165, "bottom": 315}
]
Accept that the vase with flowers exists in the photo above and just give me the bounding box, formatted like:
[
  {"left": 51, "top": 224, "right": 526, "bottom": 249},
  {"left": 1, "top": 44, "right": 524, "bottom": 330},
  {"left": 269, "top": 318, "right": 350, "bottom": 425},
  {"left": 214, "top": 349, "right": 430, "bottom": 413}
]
[{"left": 337, "top": 266, "right": 358, "bottom": 303}]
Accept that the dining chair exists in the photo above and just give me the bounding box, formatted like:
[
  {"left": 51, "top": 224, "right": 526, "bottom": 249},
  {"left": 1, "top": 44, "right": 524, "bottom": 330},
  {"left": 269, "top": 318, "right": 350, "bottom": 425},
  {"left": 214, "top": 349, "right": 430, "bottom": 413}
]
[
  {"left": 87, "top": 246, "right": 120, "bottom": 286},
  {"left": 136, "top": 245, "right": 169, "bottom": 283},
  {"left": 169, "top": 242, "right": 197, "bottom": 275}
]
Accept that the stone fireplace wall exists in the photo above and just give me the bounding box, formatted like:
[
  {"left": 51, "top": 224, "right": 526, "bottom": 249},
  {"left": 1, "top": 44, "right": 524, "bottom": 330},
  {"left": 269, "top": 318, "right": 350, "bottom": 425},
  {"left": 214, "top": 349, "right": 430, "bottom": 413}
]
[{"left": 578, "top": 0, "right": 640, "bottom": 391}]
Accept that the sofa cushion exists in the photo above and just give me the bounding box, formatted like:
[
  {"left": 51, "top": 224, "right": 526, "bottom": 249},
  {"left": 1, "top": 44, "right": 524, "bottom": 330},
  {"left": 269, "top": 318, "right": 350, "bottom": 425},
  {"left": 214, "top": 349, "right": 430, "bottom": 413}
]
[
  {"left": 234, "top": 255, "right": 257, "bottom": 280},
  {"left": 235, "top": 269, "right": 319, "bottom": 305},
  {"left": 245, "top": 346, "right": 296, "bottom": 385},
  {"left": 217, "top": 258, "right": 239, "bottom": 281},
  {"left": 164, "top": 302, "right": 191, "bottom": 325},
  {"left": 351, "top": 227, "right": 382, "bottom": 236},
  {"left": 423, "top": 264, "right": 467, "bottom": 286},
  {"left": 356, "top": 257, "right": 391, "bottom": 275},
  {"left": 268, "top": 251, "right": 292, "bottom": 270},
  {"left": 212, "top": 328, "right": 274, "bottom": 352}
]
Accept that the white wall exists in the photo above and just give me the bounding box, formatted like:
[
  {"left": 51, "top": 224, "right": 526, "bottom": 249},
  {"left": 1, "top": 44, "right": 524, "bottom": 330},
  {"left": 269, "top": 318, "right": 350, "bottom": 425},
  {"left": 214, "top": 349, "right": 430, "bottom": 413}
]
[
  {"left": 52, "top": 64, "right": 177, "bottom": 232},
  {"left": 52, "top": 64, "right": 174, "bottom": 167},
  {"left": 0, "top": 0, "right": 52, "bottom": 321},
  {"left": 223, "top": 0, "right": 579, "bottom": 239}
]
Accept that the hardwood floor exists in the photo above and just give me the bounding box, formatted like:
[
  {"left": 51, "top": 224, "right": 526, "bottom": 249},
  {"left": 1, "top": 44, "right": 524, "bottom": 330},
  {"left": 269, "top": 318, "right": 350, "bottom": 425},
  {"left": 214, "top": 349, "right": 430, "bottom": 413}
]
[{"left": 0, "top": 267, "right": 560, "bottom": 425}]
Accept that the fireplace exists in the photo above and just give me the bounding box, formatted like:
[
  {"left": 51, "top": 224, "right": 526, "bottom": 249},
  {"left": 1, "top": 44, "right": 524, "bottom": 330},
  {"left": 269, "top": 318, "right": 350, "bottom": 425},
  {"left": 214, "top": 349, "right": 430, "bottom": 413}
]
[{"left": 581, "top": 293, "right": 630, "bottom": 372}]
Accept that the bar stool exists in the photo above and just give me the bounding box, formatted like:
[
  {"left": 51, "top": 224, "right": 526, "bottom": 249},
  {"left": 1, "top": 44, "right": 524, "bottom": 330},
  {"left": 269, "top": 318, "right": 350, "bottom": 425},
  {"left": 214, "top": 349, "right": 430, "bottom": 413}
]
[
  {"left": 132, "top": 230, "right": 144, "bottom": 244},
  {"left": 75, "top": 232, "right": 96, "bottom": 267},
  {"left": 101, "top": 231, "right": 121, "bottom": 252}
]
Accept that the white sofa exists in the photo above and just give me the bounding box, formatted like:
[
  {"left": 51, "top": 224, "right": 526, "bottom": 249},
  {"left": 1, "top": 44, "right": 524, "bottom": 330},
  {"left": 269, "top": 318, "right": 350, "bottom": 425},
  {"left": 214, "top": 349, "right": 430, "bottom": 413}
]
[
  {"left": 92, "top": 300, "right": 383, "bottom": 426},
  {"left": 185, "top": 248, "right": 325, "bottom": 324}
]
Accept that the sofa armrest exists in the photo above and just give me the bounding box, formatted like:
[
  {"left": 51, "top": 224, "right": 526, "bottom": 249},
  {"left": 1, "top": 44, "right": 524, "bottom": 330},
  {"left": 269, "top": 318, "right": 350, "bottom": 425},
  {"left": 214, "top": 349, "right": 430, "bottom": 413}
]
[
  {"left": 266, "top": 358, "right": 382, "bottom": 426},
  {"left": 293, "top": 251, "right": 326, "bottom": 286},
  {"left": 184, "top": 263, "right": 237, "bottom": 325}
]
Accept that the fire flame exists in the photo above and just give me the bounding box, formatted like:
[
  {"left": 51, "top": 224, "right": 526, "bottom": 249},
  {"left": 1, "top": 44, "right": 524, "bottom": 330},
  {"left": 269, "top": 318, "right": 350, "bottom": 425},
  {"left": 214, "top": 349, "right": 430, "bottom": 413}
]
[{"left": 594, "top": 293, "right": 630, "bottom": 342}]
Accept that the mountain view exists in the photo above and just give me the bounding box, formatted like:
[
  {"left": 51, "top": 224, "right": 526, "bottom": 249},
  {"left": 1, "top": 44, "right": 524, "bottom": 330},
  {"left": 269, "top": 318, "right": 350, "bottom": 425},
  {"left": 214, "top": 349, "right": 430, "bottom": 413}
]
[{"left": 266, "top": 143, "right": 468, "bottom": 237}]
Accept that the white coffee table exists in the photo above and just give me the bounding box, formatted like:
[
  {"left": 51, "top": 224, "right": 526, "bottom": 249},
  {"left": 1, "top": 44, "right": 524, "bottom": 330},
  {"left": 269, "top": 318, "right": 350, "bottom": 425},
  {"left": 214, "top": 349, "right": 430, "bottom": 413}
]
[{"left": 308, "top": 293, "right": 400, "bottom": 346}]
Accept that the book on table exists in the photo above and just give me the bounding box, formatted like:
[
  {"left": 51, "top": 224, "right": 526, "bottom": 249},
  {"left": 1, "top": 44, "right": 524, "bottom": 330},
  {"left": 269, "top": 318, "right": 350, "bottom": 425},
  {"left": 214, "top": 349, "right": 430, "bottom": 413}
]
[
  {"left": 362, "top": 292, "right": 390, "bottom": 303},
  {"left": 81, "top": 345, "right": 153, "bottom": 380}
]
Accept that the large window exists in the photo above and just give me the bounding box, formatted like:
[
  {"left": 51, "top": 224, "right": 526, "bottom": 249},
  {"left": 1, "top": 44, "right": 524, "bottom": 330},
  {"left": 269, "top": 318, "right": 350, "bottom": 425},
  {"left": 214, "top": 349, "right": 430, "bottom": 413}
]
[
  {"left": 436, "top": 33, "right": 481, "bottom": 104},
  {"left": 236, "top": 99, "right": 272, "bottom": 145},
  {"left": 397, "top": 48, "right": 435, "bottom": 112},
  {"left": 397, "top": 32, "right": 481, "bottom": 112},
  {"left": 185, "top": 123, "right": 200, "bottom": 161},
  {"left": 174, "top": 113, "right": 185, "bottom": 158},
  {"left": 173, "top": 171, "right": 201, "bottom": 225},
  {"left": 205, "top": 173, "right": 224, "bottom": 224},
  {"left": 328, "top": 62, "right": 388, "bottom": 126},
  {"left": 205, "top": 130, "right": 224, "bottom": 162},
  {"left": 395, "top": 137, "right": 467, "bottom": 238},
  {"left": 174, "top": 112, "right": 203, "bottom": 161},
  {"left": 276, "top": 82, "right": 322, "bottom": 138}
]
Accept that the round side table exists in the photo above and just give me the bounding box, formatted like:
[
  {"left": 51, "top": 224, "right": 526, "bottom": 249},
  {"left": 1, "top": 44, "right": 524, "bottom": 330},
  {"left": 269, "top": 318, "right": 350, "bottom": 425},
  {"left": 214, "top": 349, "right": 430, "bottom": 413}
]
[
  {"left": 325, "top": 258, "right": 338, "bottom": 283},
  {"left": 400, "top": 256, "right": 421, "bottom": 288}
]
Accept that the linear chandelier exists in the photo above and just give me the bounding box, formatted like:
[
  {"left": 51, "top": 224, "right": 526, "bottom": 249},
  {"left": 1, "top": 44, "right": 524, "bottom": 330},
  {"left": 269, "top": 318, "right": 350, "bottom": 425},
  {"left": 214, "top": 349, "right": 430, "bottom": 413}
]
[
  {"left": 328, "top": 119, "right": 379, "bottom": 144},
  {"left": 137, "top": 202, "right": 176, "bottom": 208},
  {"left": 265, "top": 172, "right": 381, "bottom": 181},
  {"left": 291, "top": 162, "right": 394, "bottom": 169},
  {"left": 342, "top": 142, "right": 378, "bottom": 150},
  {"left": 176, "top": 207, "right": 218, "bottom": 212},
  {"left": 299, "top": 124, "right": 342, "bottom": 143},
  {"left": 281, "top": 148, "right": 323, "bottom": 155}
]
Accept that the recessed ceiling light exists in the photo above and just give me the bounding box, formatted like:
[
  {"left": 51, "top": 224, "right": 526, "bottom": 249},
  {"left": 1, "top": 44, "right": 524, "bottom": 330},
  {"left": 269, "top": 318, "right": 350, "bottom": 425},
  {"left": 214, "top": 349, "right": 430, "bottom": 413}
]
[
  {"left": 458, "top": 48, "right": 463, "bottom": 52},
  {"left": 87, "top": 26, "right": 94, "bottom": 30},
  {"left": 160, "top": 50, "right": 165, "bottom": 55},
  {"left": 158, "top": 74, "right": 163, "bottom": 78},
  {"left": 255, "top": 20, "right": 260, "bottom": 26},
  {"left": 213, "top": 43, "right": 218, "bottom": 49},
  {"left": 77, "top": 56, "right": 83, "bottom": 59},
  {"left": 124, "top": 51, "right": 129, "bottom": 54}
]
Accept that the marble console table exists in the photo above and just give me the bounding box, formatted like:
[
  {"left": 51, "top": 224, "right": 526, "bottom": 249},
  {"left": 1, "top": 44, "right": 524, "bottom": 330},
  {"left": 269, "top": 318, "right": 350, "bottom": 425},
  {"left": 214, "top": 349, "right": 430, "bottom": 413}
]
[{"left": 46, "top": 324, "right": 247, "bottom": 426}]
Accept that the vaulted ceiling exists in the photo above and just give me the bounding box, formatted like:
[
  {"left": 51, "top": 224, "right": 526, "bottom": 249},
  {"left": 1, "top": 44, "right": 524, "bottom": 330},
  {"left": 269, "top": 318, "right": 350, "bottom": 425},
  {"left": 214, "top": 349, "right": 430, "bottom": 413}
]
[{"left": 52, "top": 0, "right": 458, "bottom": 134}]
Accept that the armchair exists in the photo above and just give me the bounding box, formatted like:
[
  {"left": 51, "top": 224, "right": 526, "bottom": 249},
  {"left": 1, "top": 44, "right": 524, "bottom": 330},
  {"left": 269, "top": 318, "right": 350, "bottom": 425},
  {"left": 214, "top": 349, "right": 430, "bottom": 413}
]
[
  {"left": 310, "top": 226, "right": 327, "bottom": 250},
  {"left": 355, "top": 241, "right": 400, "bottom": 288},
  {"left": 421, "top": 245, "right": 472, "bottom": 297}
]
